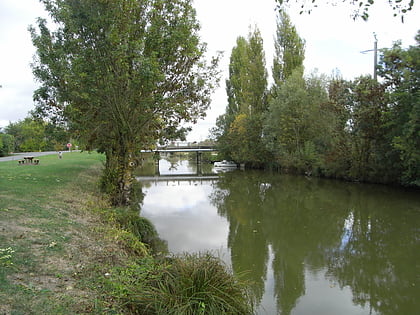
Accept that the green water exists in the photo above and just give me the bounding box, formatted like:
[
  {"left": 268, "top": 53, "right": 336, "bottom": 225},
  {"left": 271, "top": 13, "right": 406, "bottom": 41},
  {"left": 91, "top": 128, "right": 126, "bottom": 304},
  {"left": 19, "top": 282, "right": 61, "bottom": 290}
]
[{"left": 138, "top": 158, "right": 420, "bottom": 315}]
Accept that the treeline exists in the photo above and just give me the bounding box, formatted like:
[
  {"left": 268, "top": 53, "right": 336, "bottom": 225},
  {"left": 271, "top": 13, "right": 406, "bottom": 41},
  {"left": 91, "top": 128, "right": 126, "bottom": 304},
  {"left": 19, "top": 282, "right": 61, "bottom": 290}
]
[
  {"left": 0, "top": 117, "right": 72, "bottom": 156},
  {"left": 212, "top": 12, "right": 419, "bottom": 188}
]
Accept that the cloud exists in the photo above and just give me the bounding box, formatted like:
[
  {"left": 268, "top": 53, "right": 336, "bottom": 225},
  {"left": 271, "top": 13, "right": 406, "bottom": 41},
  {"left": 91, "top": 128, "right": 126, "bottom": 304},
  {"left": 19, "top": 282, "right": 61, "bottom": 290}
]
[
  {"left": 141, "top": 181, "right": 230, "bottom": 253},
  {"left": 0, "top": 0, "right": 47, "bottom": 127}
]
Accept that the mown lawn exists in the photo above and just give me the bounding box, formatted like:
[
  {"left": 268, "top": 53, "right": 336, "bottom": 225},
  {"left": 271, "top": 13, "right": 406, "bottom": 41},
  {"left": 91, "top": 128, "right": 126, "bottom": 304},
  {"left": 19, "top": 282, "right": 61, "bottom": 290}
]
[{"left": 0, "top": 152, "right": 119, "bottom": 314}]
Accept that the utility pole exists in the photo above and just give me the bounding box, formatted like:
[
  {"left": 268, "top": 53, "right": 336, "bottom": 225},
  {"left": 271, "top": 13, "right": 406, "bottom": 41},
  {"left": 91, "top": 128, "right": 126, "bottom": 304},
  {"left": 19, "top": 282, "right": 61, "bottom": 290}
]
[
  {"left": 361, "top": 33, "right": 378, "bottom": 81},
  {"left": 373, "top": 33, "right": 378, "bottom": 81}
]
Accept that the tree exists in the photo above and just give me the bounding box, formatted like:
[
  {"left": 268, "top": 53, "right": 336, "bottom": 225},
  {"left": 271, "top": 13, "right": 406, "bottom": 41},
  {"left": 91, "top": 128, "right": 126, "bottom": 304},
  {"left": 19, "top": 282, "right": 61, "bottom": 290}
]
[
  {"left": 43, "top": 121, "right": 69, "bottom": 151},
  {"left": 215, "top": 27, "right": 269, "bottom": 165},
  {"left": 275, "top": 0, "right": 415, "bottom": 21},
  {"left": 0, "top": 133, "right": 14, "bottom": 156},
  {"left": 323, "top": 76, "right": 354, "bottom": 178},
  {"left": 227, "top": 114, "right": 269, "bottom": 165},
  {"left": 377, "top": 31, "right": 420, "bottom": 186},
  {"left": 347, "top": 76, "right": 389, "bottom": 181},
  {"left": 272, "top": 11, "right": 305, "bottom": 90},
  {"left": 30, "top": 0, "right": 219, "bottom": 205},
  {"left": 226, "top": 28, "right": 268, "bottom": 117},
  {"left": 5, "top": 118, "right": 47, "bottom": 152},
  {"left": 263, "top": 68, "right": 330, "bottom": 174},
  {"left": 226, "top": 36, "right": 249, "bottom": 117}
]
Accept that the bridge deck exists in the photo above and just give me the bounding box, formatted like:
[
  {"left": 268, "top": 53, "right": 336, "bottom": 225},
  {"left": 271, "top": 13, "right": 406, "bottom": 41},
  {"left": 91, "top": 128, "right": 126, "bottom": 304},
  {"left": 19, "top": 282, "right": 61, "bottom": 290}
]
[
  {"left": 141, "top": 146, "right": 217, "bottom": 153},
  {"left": 136, "top": 175, "right": 219, "bottom": 181}
]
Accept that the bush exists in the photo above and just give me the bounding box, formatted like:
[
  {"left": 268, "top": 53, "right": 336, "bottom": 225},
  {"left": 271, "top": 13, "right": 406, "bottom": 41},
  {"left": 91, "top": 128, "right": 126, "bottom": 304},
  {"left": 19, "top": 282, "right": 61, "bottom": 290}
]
[
  {"left": 128, "top": 252, "right": 255, "bottom": 315},
  {"left": 113, "top": 209, "right": 168, "bottom": 255}
]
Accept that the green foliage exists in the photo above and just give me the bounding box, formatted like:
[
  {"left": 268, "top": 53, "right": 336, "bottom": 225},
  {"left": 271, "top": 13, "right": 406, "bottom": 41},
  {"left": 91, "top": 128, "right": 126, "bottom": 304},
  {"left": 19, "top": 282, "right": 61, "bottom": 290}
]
[
  {"left": 0, "top": 133, "right": 14, "bottom": 156},
  {"left": 346, "top": 76, "right": 390, "bottom": 181},
  {"left": 215, "top": 27, "right": 269, "bottom": 164},
  {"left": 226, "top": 114, "right": 270, "bottom": 166},
  {"left": 226, "top": 28, "right": 268, "bottom": 117},
  {"left": 377, "top": 32, "right": 420, "bottom": 186},
  {"left": 5, "top": 118, "right": 46, "bottom": 152},
  {"left": 272, "top": 11, "right": 305, "bottom": 89},
  {"left": 0, "top": 247, "right": 15, "bottom": 267},
  {"left": 263, "top": 69, "right": 330, "bottom": 174},
  {"left": 109, "top": 253, "right": 254, "bottom": 315},
  {"left": 113, "top": 208, "right": 168, "bottom": 255},
  {"left": 4, "top": 117, "right": 68, "bottom": 152},
  {"left": 30, "top": 0, "right": 220, "bottom": 205},
  {"left": 275, "top": 0, "right": 415, "bottom": 21},
  {"left": 218, "top": 21, "right": 418, "bottom": 187}
]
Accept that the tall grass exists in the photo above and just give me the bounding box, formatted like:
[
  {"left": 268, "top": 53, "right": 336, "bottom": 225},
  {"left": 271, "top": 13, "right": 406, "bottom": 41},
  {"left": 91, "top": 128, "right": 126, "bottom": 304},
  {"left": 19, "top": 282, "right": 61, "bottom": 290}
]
[{"left": 127, "top": 252, "right": 255, "bottom": 315}]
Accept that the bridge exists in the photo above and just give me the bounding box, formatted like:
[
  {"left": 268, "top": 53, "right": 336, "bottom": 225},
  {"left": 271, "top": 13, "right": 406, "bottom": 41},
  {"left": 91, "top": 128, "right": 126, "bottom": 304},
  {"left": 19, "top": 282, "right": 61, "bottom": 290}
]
[
  {"left": 141, "top": 145, "right": 217, "bottom": 153},
  {"left": 136, "top": 174, "right": 220, "bottom": 185},
  {"left": 141, "top": 144, "right": 218, "bottom": 174}
]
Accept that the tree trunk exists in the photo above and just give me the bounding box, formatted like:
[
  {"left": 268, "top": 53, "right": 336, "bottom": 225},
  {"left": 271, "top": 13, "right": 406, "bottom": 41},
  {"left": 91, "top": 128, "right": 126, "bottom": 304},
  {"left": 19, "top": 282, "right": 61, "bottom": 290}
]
[{"left": 102, "top": 144, "right": 137, "bottom": 206}]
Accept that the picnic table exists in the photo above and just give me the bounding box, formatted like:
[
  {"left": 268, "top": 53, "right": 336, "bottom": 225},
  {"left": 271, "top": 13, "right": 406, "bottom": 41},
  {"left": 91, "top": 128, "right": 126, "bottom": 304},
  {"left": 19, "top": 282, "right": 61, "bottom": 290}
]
[
  {"left": 24, "top": 156, "right": 34, "bottom": 163},
  {"left": 18, "top": 156, "right": 40, "bottom": 165}
]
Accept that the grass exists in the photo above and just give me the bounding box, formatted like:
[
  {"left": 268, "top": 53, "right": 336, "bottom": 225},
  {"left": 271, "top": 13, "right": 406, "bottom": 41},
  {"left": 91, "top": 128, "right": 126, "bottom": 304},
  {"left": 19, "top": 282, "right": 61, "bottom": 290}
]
[
  {"left": 0, "top": 151, "right": 254, "bottom": 314},
  {"left": 0, "top": 151, "right": 116, "bottom": 314}
]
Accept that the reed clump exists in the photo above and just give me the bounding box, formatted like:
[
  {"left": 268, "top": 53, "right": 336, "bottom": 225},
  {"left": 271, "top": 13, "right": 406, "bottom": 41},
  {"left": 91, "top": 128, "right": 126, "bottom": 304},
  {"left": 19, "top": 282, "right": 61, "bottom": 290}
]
[{"left": 118, "top": 252, "right": 254, "bottom": 315}]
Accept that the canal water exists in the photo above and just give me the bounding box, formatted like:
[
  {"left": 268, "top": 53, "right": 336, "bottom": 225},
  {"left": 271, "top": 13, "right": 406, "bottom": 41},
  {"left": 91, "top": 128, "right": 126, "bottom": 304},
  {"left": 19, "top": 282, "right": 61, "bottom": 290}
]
[{"left": 137, "top": 157, "right": 420, "bottom": 315}]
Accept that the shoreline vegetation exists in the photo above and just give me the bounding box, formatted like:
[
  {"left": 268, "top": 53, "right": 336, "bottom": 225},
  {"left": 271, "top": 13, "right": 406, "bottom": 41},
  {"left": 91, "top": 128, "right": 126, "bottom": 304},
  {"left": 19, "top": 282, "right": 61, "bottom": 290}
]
[{"left": 0, "top": 152, "right": 253, "bottom": 314}]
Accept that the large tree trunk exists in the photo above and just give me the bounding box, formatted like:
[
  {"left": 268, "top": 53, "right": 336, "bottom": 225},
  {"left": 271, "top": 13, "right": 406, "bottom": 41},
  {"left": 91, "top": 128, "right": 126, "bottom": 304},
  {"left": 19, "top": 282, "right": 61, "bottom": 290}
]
[{"left": 102, "top": 143, "right": 137, "bottom": 206}]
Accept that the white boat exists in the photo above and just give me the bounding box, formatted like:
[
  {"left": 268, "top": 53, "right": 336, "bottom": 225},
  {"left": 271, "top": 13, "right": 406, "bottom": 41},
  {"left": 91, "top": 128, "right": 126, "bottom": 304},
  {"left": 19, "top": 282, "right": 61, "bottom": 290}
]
[{"left": 214, "top": 160, "right": 237, "bottom": 168}]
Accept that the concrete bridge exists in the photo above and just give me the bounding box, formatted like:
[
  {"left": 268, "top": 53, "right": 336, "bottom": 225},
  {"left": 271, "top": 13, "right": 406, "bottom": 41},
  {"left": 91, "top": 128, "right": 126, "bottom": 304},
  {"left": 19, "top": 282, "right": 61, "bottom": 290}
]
[
  {"left": 155, "top": 144, "right": 216, "bottom": 152},
  {"left": 136, "top": 174, "right": 220, "bottom": 185},
  {"left": 142, "top": 144, "right": 216, "bottom": 153},
  {"left": 141, "top": 144, "right": 218, "bottom": 174}
]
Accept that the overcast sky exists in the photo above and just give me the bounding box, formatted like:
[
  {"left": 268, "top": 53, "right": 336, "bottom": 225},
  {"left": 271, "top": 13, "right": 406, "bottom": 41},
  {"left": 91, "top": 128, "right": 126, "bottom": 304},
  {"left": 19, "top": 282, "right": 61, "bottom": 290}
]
[{"left": 0, "top": 0, "right": 419, "bottom": 141}]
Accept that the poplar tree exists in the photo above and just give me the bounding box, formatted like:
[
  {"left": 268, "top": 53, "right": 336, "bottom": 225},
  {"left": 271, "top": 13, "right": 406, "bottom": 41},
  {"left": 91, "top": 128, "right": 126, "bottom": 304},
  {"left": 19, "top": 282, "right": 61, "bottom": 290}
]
[
  {"left": 272, "top": 11, "right": 305, "bottom": 90},
  {"left": 219, "top": 27, "right": 269, "bottom": 164},
  {"left": 30, "top": 0, "right": 219, "bottom": 205},
  {"left": 226, "top": 28, "right": 268, "bottom": 117}
]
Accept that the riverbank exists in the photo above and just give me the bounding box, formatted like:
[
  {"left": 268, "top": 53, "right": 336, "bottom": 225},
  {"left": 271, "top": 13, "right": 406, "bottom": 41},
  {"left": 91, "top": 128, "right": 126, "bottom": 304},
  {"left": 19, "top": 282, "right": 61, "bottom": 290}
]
[
  {"left": 0, "top": 152, "right": 126, "bottom": 313},
  {"left": 0, "top": 152, "right": 253, "bottom": 314}
]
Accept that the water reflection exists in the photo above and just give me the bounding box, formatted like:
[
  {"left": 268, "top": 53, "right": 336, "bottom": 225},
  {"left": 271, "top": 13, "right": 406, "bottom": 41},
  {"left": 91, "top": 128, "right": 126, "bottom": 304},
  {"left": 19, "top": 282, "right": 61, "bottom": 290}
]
[{"left": 139, "top": 159, "right": 420, "bottom": 315}]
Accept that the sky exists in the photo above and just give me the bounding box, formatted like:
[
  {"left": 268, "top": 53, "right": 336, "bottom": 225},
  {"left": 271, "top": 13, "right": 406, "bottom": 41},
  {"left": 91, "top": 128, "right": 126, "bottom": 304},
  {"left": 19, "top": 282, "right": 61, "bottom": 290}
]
[{"left": 0, "top": 0, "right": 419, "bottom": 141}]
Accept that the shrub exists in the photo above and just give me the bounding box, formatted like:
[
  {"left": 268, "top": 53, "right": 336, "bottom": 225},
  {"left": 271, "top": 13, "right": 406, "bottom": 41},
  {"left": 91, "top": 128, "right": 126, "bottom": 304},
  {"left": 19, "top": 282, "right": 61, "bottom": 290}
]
[
  {"left": 129, "top": 252, "right": 255, "bottom": 315},
  {"left": 113, "top": 209, "right": 168, "bottom": 255},
  {"left": 108, "top": 227, "right": 149, "bottom": 257}
]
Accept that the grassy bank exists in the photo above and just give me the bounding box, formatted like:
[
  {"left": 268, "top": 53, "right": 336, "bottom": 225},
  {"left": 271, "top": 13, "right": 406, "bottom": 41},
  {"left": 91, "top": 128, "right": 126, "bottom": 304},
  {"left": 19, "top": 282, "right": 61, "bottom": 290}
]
[
  {"left": 0, "top": 152, "right": 115, "bottom": 313},
  {"left": 0, "top": 152, "right": 253, "bottom": 314}
]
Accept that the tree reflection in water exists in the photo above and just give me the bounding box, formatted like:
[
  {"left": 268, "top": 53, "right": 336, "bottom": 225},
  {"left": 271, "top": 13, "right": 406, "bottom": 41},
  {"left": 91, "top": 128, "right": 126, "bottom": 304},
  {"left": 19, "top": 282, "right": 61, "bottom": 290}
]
[{"left": 210, "top": 171, "right": 420, "bottom": 315}]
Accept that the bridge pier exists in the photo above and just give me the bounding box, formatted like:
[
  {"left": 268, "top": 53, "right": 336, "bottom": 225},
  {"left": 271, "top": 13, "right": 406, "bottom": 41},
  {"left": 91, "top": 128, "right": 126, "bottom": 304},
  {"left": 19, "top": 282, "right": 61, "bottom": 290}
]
[
  {"left": 154, "top": 152, "right": 160, "bottom": 175},
  {"left": 196, "top": 152, "right": 203, "bottom": 175}
]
